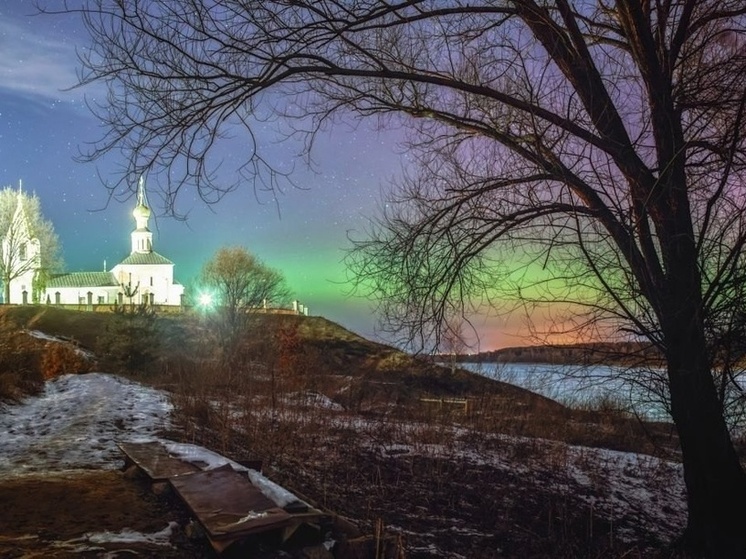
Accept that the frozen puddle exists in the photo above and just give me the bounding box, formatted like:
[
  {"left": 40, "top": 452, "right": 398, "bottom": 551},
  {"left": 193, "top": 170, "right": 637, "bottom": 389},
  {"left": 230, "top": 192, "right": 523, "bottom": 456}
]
[{"left": 0, "top": 372, "right": 172, "bottom": 475}]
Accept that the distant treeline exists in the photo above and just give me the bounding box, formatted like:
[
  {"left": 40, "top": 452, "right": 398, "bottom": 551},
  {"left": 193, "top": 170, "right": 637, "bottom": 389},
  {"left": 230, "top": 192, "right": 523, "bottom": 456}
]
[{"left": 447, "top": 342, "right": 664, "bottom": 366}]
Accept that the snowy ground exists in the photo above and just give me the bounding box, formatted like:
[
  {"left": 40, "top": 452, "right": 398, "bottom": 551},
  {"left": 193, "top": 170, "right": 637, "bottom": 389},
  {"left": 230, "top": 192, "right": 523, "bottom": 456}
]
[
  {"left": 0, "top": 372, "right": 172, "bottom": 475},
  {"left": 369, "top": 433, "right": 687, "bottom": 546},
  {"left": 0, "top": 372, "right": 186, "bottom": 557},
  {"left": 0, "top": 371, "right": 305, "bottom": 507},
  {"left": 0, "top": 369, "right": 688, "bottom": 557}
]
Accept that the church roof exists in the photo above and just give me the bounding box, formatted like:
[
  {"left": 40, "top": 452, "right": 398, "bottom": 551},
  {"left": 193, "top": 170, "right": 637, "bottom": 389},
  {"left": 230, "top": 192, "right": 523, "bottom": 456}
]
[
  {"left": 47, "top": 272, "right": 119, "bottom": 289},
  {"left": 118, "top": 251, "right": 174, "bottom": 266}
]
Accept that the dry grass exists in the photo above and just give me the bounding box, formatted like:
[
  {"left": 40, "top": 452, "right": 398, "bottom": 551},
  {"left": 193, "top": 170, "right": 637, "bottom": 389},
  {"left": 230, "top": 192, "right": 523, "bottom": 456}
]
[
  {"left": 159, "top": 361, "right": 685, "bottom": 557},
  {"left": 0, "top": 314, "right": 93, "bottom": 402},
  {"left": 0, "top": 306, "right": 690, "bottom": 557},
  {"left": 151, "top": 342, "right": 684, "bottom": 557}
]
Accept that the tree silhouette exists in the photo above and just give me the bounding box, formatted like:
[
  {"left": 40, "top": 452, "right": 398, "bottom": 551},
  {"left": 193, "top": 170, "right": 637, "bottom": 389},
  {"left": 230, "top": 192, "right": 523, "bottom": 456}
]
[
  {"left": 53, "top": 1, "right": 746, "bottom": 554},
  {"left": 200, "top": 247, "right": 290, "bottom": 346}
]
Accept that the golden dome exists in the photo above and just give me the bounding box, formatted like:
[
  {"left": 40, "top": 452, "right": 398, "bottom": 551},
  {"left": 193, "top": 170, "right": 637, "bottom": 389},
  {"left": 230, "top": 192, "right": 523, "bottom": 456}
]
[{"left": 133, "top": 202, "right": 151, "bottom": 220}]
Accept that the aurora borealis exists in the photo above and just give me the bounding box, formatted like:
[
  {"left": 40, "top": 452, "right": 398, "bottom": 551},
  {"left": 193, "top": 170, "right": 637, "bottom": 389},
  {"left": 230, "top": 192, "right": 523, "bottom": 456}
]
[
  {"left": 0, "top": 4, "right": 398, "bottom": 342},
  {"left": 0, "top": 4, "right": 533, "bottom": 350}
]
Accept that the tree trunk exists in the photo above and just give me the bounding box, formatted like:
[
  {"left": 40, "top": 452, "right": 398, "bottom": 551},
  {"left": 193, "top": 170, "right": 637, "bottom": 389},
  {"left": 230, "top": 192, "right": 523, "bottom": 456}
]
[
  {"left": 665, "top": 311, "right": 746, "bottom": 557},
  {"left": 3, "top": 277, "right": 9, "bottom": 305}
]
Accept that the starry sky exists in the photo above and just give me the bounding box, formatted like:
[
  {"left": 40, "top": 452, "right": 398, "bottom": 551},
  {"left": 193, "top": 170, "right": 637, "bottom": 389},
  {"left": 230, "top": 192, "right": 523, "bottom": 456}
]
[{"left": 0, "top": 3, "right": 535, "bottom": 350}]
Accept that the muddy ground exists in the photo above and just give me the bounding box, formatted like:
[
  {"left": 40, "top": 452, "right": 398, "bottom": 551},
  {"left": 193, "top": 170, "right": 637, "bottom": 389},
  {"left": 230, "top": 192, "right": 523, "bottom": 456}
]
[{"left": 0, "top": 470, "right": 209, "bottom": 558}]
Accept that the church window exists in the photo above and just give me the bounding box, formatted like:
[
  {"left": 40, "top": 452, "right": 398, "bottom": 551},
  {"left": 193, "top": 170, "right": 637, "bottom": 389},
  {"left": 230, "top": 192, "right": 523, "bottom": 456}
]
[
  {"left": 19, "top": 243, "right": 27, "bottom": 261},
  {"left": 55, "top": 292, "right": 61, "bottom": 304},
  {"left": 150, "top": 276, "right": 153, "bottom": 286},
  {"left": 97, "top": 296, "right": 105, "bottom": 304}
]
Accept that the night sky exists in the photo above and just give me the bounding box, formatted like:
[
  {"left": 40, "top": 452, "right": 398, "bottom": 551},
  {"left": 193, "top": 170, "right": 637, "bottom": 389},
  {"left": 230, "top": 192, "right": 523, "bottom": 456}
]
[{"left": 0, "top": 3, "right": 530, "bottom": 350}]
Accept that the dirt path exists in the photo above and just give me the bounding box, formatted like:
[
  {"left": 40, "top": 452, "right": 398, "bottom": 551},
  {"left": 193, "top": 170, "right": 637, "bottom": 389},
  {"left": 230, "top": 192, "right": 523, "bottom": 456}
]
[
  {"left": 0, "top": 373, "right": 213, "bottom": 558},
  {"left": 0, "top": 373, "right": 170, "bottom": 474}
]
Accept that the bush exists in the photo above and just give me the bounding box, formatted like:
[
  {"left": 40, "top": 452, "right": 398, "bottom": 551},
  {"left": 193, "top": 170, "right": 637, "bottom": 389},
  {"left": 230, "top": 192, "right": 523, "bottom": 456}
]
[
  {"left": 0, "top": 319, "right": 44, "bottom": 401},
  {"left": 40, "top": 342, "right": 92, "bottom": 380},
  {"left": 97, "top": 303, "right": 160, "bottom": 374}
]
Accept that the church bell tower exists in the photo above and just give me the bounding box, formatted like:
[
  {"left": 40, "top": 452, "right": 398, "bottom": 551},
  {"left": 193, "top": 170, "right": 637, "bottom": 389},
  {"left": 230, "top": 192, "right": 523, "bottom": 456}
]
[
  {"left": 131, "top": 177, "right": 153, "bottom": 254},
  {"left": 2, "top": 186, "right": 41, "bottom": 304}
]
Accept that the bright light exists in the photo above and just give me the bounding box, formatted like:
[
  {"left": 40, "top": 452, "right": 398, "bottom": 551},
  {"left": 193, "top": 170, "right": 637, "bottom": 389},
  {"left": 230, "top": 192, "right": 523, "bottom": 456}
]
[{"left": 198, "top": 292, "right": 213, "bottom": 308}]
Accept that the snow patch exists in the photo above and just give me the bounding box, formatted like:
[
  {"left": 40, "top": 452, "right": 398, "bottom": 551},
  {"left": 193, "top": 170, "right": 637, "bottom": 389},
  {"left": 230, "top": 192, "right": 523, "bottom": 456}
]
[
  {"left": 0, "top": 372, "right": 172, "bottom": 476},
  {"left": 285, "top": 391, "right": 344, "bottom": 411},
  {"left": 84, "top": 521, "right": 177, "bottom": 546},
  {"left": 246, "top": 469, "right": 301, "bottom": 508},
  {"left": 26, "top": 329, "right": 95, "bottom": 359},
  {"left": 54, "top": 521, "right": 177, "bottom": 553}
]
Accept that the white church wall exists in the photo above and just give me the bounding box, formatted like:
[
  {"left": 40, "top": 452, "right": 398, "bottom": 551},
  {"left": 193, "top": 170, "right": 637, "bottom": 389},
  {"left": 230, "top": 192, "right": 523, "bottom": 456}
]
[
  {"left": 42, "top": 286, "right": 121, "bottom": 306},
  {"left": 112, "top": 263, "right": 181, "bottom": 305},
  {"left": 8, "top": 270, "right": 36, "bottom": 305}
]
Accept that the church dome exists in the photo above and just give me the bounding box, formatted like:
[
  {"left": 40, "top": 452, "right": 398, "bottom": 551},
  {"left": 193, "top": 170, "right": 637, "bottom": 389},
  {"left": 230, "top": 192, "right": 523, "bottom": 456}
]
[{"left": 133, "top": 201, "right": 151, "bottom": 220}]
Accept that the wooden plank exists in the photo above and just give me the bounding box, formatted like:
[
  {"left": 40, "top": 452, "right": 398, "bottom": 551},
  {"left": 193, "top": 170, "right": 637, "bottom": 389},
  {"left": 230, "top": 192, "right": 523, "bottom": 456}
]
[
  {"left": 118, "top": 441, "right": 200, "bottom": 481},
  {"left": 169, "top": 464, "right": 293, "bottom": 551}
]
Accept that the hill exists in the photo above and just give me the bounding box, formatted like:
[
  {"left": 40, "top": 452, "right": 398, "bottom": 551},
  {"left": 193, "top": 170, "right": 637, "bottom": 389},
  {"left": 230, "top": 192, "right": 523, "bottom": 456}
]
[
  {"left": 453, "top": 341, "right": 664, "bottom": 366},
  {"left": 0, "top": 306, "right": 563, "bottom": 415},
  {"left": 0, "top": 305, "right": 687, "bottom": 558},
  {"left": 0, "top": 305, "right": 678, "bottom": 454}
]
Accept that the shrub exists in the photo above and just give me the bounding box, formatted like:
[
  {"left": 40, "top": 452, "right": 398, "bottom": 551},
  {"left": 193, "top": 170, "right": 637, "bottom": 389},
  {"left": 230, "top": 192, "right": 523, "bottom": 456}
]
[
  {"left": 40, "top": 342, "right": 92, "bottom": 380},
  {"left": 97, "top": 303, "right": 159, "bottom": 374},
  {"left": 0, "top": 319, "right": 44, "bottom": 401}
]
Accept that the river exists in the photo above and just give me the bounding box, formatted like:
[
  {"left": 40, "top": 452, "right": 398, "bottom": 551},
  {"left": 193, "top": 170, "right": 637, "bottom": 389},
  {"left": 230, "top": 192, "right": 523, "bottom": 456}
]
[{"left": 454, "top": 361, "right": 671, "bottom": 420}]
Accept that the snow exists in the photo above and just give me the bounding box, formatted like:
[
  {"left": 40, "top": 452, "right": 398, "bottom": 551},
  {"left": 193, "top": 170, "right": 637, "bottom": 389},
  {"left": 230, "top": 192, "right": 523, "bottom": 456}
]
[
  {"left": 0, "top": 372, "right": 172, "bottom": 475},
  {"left": 25, "top": 329, "right": 95, "bottom": 359},
  {"left": 74, "top": 521, "right": 177, "bottom": 546},
  {"left": 0, "top": 368, "right": 686, "bottom": 552},
  {"left": 53, "top": 521, "right": 178, "bottom": 554},
  {"left": 285, "top": 391, "right": 345, "bottom": 411},
  {"left": 0, "top": 371, "right": 305, "bottom": 504},
  {"left": 221, "top": 511, "right": 270, "bottom": 528},
  {"left": 161, "top": 440, "right": 241, "bottom": 471},
  {"left": 0, "top": 371, "right": 307, "bottom": 508},
  {"left": 246, "top": 468, "right": 302, "bottom": 508},
  {"left": 163, "top": 440, "right": 305, "bottom": 507},
  {"left": 360, "top": 427, "right": 687, "bottom": 545}
]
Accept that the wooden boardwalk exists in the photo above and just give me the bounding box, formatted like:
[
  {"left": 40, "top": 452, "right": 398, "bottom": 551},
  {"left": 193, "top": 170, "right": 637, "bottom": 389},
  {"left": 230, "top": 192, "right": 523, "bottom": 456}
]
[
  {"left": 118, "top": 441, "right": 327, "bottom": 554},
  {"left": 119, "top": 441, "right": 200, "bottom": 480}
]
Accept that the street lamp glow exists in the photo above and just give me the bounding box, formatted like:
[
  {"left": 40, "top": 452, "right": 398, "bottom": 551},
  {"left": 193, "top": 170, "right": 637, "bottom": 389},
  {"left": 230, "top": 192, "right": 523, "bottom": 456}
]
[{"left": 198, "top": 292, "right": 213, "bottom": 309}]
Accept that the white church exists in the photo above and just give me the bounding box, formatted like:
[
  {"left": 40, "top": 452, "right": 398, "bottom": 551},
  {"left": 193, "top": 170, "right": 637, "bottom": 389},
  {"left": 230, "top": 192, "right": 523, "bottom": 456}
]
[{"left": 5, "top": 178, "right": 184, "bottom": 307}]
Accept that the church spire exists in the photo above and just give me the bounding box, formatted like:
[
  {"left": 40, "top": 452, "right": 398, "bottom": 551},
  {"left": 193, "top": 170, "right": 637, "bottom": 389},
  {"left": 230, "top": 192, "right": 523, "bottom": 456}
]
[
  {"left": 10, "top": 185, "right": 29, "bottom": 240},
  {"left": 131, "top": 176, "right": 153, "bottom": 254}
]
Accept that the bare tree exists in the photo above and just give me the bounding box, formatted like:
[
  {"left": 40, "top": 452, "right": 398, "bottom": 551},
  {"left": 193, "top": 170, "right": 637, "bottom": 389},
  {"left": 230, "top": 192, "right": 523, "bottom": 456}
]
[
  {"left": 0, "top": 188, "right": 63, "bottom": 304},
  {"left": 200, "top": 247, "right": 290, "bottom": 344},
  {"left": 50, "top": 1, "right": 746, "bottom": 554}
]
